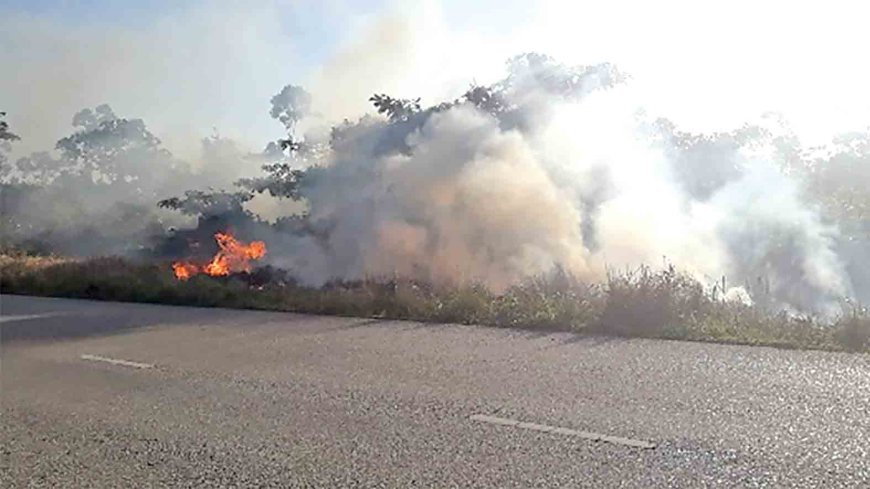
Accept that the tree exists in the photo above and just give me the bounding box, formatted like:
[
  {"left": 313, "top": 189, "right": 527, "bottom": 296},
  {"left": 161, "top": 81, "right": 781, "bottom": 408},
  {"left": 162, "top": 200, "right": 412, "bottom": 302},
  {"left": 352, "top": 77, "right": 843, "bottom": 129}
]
[
  {"left": 806, "top": 132, "right": 870, "bottom": 223},
  {"left": 270, "top": 85, "right": 311, "bottom": 133},
  {"left": 54, "top": 104, "right": 180, "bottom": 189},
  {"left": 654, "top": 119, "right": 755, "bottom": 201},
  {"left": 462, "top": 85, "right": 508, "bottom": 117},
  {"left": 504, "top": 53, "right": 627, "bottom": 99},
  {"left": 236, "top": 163, "right": 307, "bottom": 200},
  {"left": 7, "top": 104, "right": 183, "bottom": 192},
  {"left": 0, "top": 111, "right": 19, "bottom": 143},
  {"left": 69, "top": 104, "right": 116, "bottom": 131},
  {"left": 369, "top": 94, "right": 421, "bottom": 122},
  {"left": 230, "top": 84, "right": 323, "bottom": 202},
  {"left": 0, "top": 111, "right": 21, "bottom": 179},
  {"left": 269, "top": 85, "right": 312, "bottom": 153},
  {"left": 157, "top": 189, "right": 254, "bottom": 219}
]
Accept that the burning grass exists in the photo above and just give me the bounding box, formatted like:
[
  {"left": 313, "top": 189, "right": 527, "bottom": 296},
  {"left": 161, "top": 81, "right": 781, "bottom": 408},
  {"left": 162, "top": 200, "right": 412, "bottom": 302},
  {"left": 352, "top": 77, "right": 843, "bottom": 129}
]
[
  {"left": 172, "top": 231, "right": 267, "bottom": 280},
  {"left": 1, "top": 252, "right": 867, "bottom": 352}
]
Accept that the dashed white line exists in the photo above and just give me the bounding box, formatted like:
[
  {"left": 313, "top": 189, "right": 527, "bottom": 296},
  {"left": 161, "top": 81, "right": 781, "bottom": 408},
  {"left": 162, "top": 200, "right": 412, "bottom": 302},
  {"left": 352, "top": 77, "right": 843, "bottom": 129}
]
[
  {"left": 0, "top": 313, "right": 63, "bottom": 323},
  {"left": 80, "top": 354, "right": 154, "bottom": 369},
  {"left": 470, "top": 414, "right": 656, "bottom": 449}
]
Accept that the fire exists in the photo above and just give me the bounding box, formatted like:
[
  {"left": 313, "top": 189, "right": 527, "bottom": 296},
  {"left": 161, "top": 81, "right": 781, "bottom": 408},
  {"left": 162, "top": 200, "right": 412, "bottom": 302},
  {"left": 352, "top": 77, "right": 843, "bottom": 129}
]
[
  {"left": 172, "top": 261, "right": 199, "bottom": 280},
  {"left": 172, "top": 231, "right": 267, "bottom": 280}
]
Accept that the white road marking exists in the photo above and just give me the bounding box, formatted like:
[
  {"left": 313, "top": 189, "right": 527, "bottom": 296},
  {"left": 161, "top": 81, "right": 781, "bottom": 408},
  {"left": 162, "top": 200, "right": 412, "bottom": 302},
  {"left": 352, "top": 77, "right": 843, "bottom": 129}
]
[
  {"left": 80, "top": 354, "right": 154, "bottom": 369},
  {"left": 470, "top": 414, "right": 656, "bottom": 449},
  {"left": 0, "top": 313, "right": 63, "bottom": 323}
]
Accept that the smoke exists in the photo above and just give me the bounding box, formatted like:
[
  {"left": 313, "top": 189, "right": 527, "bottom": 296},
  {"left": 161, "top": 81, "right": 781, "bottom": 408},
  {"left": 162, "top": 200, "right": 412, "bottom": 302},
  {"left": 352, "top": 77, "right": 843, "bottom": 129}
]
[
  {"left": 261, "top": 58, "right": 868, "bottom": 315},
  {"left": 279, "top": 105, "right": 593, "bottom": 290},
  {"left": 258, "top": 59, "right": 870, "bottom": 314},
  {"left": 0, "top": 3, "right": 296, "bottom": 162},
  {"left": 2, "top": 1, "right": 869, "bottom": 316}
]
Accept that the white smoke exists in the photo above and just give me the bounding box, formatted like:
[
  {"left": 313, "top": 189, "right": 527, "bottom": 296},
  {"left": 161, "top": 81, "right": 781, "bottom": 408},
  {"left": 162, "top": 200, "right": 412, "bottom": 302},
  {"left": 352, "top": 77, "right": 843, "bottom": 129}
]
[
  {"left": 3, "top": 1, "right": 868, "bottom": 316},
  {"left": 266, "top": 66, "right": 862, "bottom": 315}
]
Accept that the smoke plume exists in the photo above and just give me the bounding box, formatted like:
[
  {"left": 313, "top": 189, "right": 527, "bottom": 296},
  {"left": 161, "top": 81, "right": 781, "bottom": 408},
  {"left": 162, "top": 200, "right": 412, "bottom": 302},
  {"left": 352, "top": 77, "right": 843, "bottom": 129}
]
[
  {"left": 257, "top": 57, "right": 868, "bottom": 315},
  {"left": 1, "top": 1, "right": 868, "bottom": 317}
]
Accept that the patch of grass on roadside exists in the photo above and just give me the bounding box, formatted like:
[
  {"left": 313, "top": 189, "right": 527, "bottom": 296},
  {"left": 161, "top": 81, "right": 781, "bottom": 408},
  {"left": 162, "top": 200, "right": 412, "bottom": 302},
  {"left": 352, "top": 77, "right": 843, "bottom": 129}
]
[
  {"left": 1, "top": 253, "right": 866, "bottom": 353},
  {"left": 834, "top": 306, "right": 870, "bottom": 351}
]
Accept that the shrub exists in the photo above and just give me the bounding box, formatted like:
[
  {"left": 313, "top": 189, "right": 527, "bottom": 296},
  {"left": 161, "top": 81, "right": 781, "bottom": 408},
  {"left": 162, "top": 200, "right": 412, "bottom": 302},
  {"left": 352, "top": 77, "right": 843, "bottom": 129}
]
[
  {"left": 595, "top": 265, "right": 710, "bottom": 337},
  {"left": 835, "top": 306, "right": 870, "bottom": 351},
  {"left": 494, "top": 271, "right": 602, "bottom": 330}
]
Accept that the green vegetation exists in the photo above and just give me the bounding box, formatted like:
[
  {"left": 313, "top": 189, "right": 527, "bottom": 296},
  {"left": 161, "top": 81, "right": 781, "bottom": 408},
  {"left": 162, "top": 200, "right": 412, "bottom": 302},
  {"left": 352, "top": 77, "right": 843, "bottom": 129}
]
[{"left": 2, "top": 253, "right": 866, "bottom": 353}]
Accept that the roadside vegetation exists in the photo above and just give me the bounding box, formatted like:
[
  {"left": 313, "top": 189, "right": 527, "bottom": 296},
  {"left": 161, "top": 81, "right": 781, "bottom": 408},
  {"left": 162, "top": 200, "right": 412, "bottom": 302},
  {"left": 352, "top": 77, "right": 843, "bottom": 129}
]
[
  {"left": 2, "top": 56, "right": 868, "bottom": 354},
  {"left": 2, "top": 251, "right": 867, "bottom": 353}
]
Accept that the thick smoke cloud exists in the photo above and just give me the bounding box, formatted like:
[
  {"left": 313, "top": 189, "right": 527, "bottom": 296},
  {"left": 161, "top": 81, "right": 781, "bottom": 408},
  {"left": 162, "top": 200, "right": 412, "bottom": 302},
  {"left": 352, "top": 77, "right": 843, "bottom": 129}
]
[
  {"left": 282, "top": 106, "right": 593, "bottom": 290},
  {"left": 259, "top": 57, "right": 868, "bottom": 315},
  {"left": 1, "top": 0, "right": 867, "bottom": 316}
]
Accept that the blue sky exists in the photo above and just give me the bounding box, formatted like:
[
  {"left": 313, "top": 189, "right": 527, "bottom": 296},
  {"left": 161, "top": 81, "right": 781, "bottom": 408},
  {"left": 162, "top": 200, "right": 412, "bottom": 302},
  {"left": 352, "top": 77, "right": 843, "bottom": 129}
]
[
  {"left": 2, "top": 0, "right": 532, "bottom": 66},
  {"left": 3, "top": 0, "right": 386, "bottom": 68}
]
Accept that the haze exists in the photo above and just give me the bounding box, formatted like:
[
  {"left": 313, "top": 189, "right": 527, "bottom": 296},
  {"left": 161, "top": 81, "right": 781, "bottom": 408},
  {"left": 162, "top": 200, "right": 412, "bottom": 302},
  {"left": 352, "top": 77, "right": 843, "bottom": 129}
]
[{"left": 3, "top": 0, "right": 869, "bottom": 162}]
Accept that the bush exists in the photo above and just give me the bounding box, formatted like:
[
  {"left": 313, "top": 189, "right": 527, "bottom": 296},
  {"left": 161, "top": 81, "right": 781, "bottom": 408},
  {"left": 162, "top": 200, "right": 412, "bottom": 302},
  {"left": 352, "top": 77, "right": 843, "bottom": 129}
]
[
  {"left": 595, "top": 265, "right": 709, "bottom": 337},
  {"left": 835, "top": 306, "right": 870, "bottom": 351},
  {"left": 493, "top": 271, "right": 602, "bottom": 330}
]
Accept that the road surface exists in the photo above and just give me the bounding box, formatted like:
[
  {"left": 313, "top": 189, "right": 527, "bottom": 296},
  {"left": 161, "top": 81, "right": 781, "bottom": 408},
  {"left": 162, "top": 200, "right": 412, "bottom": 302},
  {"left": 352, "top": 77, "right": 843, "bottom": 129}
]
[{"left": 2, "top": 295, "right": 869, "bottom": 487}]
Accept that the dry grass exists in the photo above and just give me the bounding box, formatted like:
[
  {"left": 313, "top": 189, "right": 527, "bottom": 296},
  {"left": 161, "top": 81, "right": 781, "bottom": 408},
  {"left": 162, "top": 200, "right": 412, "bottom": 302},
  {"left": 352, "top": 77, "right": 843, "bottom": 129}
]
[{"left": 1, "top": 253, "right": 867, "bottom": 352}]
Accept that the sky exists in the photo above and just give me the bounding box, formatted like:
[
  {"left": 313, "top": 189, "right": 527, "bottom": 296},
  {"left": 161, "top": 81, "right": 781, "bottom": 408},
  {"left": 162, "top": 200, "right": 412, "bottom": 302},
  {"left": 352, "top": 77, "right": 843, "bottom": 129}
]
[{"left": 2, "top": 0, "right": 869, "bottom": 161}]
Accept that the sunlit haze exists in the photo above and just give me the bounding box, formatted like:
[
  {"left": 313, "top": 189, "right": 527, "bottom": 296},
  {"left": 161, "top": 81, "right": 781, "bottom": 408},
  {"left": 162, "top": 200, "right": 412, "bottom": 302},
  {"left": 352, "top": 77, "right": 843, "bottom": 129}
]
[{"left": 3, "top": 0, "right": 869, "bottom": 160}]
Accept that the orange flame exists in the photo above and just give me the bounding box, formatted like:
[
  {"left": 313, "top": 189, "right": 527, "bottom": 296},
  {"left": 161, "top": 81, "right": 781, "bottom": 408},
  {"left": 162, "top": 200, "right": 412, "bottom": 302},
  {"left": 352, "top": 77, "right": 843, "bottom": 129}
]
[
  {"left": 172, "top": 232, "right": 267, "bottom": 280},
  {"left": 172, "top": 261, "right": 199, "bottom": 280}
]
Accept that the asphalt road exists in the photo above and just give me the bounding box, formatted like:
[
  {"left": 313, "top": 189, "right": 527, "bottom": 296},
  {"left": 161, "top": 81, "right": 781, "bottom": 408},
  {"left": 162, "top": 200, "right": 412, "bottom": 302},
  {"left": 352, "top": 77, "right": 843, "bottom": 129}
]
[{"left": 2, "top": 295, "right": 869, "bottom": 488}]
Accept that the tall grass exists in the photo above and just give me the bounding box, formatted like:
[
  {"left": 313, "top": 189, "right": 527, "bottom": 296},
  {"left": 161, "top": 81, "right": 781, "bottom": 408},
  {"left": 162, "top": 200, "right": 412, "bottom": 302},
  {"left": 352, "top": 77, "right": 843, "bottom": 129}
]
[{"left": 1, "top": 253, "right": 866, "bottom": 352}]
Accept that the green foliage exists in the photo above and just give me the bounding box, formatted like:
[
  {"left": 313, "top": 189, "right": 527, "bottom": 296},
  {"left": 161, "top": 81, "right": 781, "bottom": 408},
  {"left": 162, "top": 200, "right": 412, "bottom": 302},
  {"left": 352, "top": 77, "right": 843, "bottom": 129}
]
[
  {"left": 53, "top": 105, "right": 181, "bottom": 187},
  {"left": 270, "top": 85, "right": 311, "bottom": 133},
  {"left": 158, "top": 84, "right": 317, "bottom": 227},
  {"left": 598, "top": 265, "right": 709, "bottom": 337},
  {"left": 369, "top": 94, "right": 421, "bottom": 122},
  {"left": 462, "top": 85, "right": 509, "bottom": 117},
  {"left": 835, "top": 305, "right": 870, "bottom": 351},
  {"left": 236, "top": 163, "right": 307, "bottom": 200},
  {"left": 1, "top": 111, "right": 21, "bottom": 177},
  {"left": 157, "top": 189, "right": 253, "bottom": 218},
  {"left": 268, "top": 85, "right": 312, "bottom": 156},
  {"left": 493, "top": 271, "right": 602, "bottom": 330},
  {"left": 0, "top": 111, "right": 20, "bottom": 142}
]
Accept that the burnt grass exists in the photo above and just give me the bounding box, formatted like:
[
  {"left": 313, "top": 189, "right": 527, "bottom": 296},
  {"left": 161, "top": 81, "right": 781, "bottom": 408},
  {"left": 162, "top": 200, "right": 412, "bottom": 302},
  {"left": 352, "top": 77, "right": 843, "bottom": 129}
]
[{"left": 1, "top": 253, "right": 867, "bottom": 353}]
